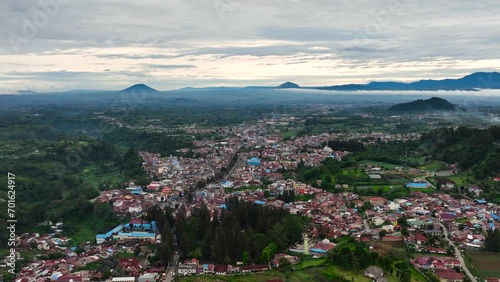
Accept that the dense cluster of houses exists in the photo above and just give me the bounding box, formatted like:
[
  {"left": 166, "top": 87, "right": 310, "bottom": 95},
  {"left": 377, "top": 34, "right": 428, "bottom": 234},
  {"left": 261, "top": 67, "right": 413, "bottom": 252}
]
[
  {"left": 5, "top": 115, "right": 500, "bottom": 282},
  {"left": 176, "top": 258, "right": 270, "bottom": 277}
]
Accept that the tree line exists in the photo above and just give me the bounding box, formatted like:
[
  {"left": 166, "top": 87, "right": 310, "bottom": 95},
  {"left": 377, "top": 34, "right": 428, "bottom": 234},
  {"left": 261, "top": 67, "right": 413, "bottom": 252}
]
[
  {"left": 485, "top": 229, "right": 500, "bottom": 252},
  {"left": 327, "top": 237, "right": 412, "bottom": 282},
  {"left": 146, "top": 197, "right": 304, "bottom": 265}
]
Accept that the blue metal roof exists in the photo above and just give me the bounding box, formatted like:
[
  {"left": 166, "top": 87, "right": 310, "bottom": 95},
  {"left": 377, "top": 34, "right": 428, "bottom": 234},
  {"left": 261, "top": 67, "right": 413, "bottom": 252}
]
[
  {"left": 97, "top": 224, "right": 124, "bottom": 239},
  {"left": 310, "top": 248, "right": 328, "bottom": 253},
  {"left": 247, "top": 158, "right": 261, "bottom": 166},
  {"left": 117, "top": 232, "right": 155, "bottom": 237},
  {"left": 406, "top": 183, "right": 428, "bottom": 188},
  {"left": 491, "top": 214, "right": 499, "bottom": 220},
  {"left": 254, "top": 200, "right": 266, "bottom": 205}
]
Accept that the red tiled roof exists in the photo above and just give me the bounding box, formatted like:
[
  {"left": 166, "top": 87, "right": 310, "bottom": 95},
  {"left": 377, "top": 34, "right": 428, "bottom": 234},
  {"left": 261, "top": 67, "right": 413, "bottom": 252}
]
[
  {"left": 57, "top": 275, "right": 83, "bottom": 282},
  {"left": 214, "top": 265, "right": 228, "bottom": 273},
  {"left": 435, "top": 269, "right": 464, "bottom": 280}
]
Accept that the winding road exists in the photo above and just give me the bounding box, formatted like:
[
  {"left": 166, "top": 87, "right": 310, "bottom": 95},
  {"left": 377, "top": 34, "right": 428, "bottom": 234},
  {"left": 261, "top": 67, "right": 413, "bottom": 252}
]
[{"left": 438, "top": 221, "right": 477, "bottom": 282}]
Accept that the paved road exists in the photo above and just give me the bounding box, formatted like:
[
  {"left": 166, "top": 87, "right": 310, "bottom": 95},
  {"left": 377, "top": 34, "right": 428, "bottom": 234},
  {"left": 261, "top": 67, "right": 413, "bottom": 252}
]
[
  {"left": 163, "top": 253, "right": 179, "bottom": 282},
  {"left": 438, "top": 221, "right": 477, "bottom": 282},
  {"left": 363, "top": 218, "right": 370, "bottom": 231},
  {"left": 164, "top": 266, "right": 175, "bottom": 282},
  {"left": 457, "top": 186, "right": 475, "bottom": 202}
]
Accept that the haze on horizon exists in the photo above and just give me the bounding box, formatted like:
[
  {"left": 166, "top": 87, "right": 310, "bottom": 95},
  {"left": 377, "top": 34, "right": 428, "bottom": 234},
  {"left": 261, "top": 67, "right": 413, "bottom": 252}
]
[{"left": 1, "top": 0, "right": 500, "bottom": 92}]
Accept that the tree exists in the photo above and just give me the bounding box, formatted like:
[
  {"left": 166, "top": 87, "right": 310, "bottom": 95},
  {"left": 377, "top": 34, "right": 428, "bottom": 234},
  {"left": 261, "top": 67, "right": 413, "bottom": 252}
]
[
  {"left": 159, "top": 241, "right": 173, "bottom": 266},
  {"left": 224, "top": 255, "right": 231, "bottom": 265},
  {"left": 179, "top": 231, "right": 191, "bottom": 260},
  {"left": 278, "top": 257, "right": 291, "bottom": 270},
  {"left": 252, "top": 234, "right": 270, "bottom": 260},
  {"left": 94, "top": 202, "right": 113, "bottom": 220},
  {"left": 400, "top": 269, "right": 411, "bottom": 282},
  {"left": 134, "top": 245, "right": 141, "bottom": 257},
  {"left": 260, "top": 247, "right": 271, "bottom": 263},
  {"left": 242, "top": 251, "right": 249, "bottom": 265},
  {"left": 379, "top": 229, "right": 387, "bottom": 239},
  {"left": 264, "top": 190, "right": 270, "bottom": 198},
  {"left": 159, "top": 221, "right": 174, "bottom": 265},
  {"left": 485, "top": 229, "right": 500, "bottom": 252},
  {"left": 269, "top": 223, "right": 287, "bottom": 250},
  {"left": 401, "top": 226, "right": 409, "bottom": 236}
]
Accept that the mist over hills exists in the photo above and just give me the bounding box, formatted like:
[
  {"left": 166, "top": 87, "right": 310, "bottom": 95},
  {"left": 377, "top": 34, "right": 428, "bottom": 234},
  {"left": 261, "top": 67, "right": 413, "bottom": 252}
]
[{"left": 2, "top": 72, "right": 500, "bottom": 110}]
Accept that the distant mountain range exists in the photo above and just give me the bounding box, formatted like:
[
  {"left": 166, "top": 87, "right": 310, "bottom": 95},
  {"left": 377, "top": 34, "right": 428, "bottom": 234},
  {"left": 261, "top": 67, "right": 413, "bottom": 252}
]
[
  {"left": 16, "top": 90, "right": 38, "bottom": 95},
  {"left": 195, "top": 72, "right": 499, "bottom": 92},
  {"left": 7, "top": 71, "right": 500, "bottom": 95},
  {"left": 311, "top": 72, "right": 500, "bottom": 91},
  {"left": 389, "top": 97, "right": 459, "bottom": 112},
  {"left": 118, "top": 72, "right": 500, "bottom": 93}
]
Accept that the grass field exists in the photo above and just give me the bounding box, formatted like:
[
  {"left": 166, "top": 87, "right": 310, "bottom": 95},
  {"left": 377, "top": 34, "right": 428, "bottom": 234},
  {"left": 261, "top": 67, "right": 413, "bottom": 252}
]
[
  {"left": 419, "top": 161, "right": 448, "bottom": 171},
  {"left": 467, "top": 252, "right": 500, "bottom": 278},
  {"left": 179, "top": 257, "right": 427, "bottom": 282},
  {"left": 355, "top": 184, "right": 404, "bottom": 192},
  {"left": 70, "top": 219, "right": 98, "bottom": 245},
  {"left": 409, "top": 188, "right": 438, "bottom": 193},
  {"left": 180, "top": 270, "right": 288, "bottom": 282},
  {"left": 447, "top": 173, "right": 472, "bottom": 187},
  {"left": 283, "top": 130, "right": 300, "bottom": 140},
  {"left": 77, "top": 163, "right": 124, "bottom": 189},
  {"left": 66, "top": 213, "right": 124, "bottom": 246},
  {"left": 359, "top": 160, "right": 401, "bottom": 170}
]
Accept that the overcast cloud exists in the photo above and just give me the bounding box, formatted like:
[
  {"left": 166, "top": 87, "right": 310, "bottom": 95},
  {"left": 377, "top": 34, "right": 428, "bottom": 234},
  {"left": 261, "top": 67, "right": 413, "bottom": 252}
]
[{"left": 0, "top": 0, "right": 499, "bottom": 92}]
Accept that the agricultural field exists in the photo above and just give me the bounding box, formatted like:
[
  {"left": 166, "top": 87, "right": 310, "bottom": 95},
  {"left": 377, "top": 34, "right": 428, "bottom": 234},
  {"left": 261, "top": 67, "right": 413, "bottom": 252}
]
[{"left": 467, "top": 252, "right": 500, "bottom": 278}]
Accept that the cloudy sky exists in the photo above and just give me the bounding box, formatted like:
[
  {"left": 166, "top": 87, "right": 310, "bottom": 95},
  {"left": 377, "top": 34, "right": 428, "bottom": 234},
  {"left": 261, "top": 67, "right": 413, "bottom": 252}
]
[{"left": 1, "top": 0, "right": 499, "bottom": 92}]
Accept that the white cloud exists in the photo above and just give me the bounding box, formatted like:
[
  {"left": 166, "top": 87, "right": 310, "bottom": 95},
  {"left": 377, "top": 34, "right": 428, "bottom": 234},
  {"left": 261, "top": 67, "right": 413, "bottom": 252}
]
[{"left": 0, "top": 0, "right": 499, "bottom": 91}]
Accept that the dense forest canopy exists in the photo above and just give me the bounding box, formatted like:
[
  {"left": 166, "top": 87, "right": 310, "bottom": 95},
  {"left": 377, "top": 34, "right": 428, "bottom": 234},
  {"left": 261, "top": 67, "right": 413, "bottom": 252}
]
[
  {"left": 146, "top": 197, "right": 304, "bottom": 265},
  {"left": 420, "top": 126, "right": 500, "bottom": 177}
]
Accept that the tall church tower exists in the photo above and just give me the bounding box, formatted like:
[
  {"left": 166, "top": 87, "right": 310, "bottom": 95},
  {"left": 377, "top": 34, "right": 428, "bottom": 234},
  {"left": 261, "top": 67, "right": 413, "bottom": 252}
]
[{"left": 303, "top": 233, "right": 309, "bottom": 255}]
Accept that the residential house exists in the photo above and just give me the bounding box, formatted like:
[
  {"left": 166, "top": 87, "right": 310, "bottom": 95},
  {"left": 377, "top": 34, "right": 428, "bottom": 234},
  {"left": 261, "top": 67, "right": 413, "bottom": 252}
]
[
  {"left": 434, "top": 269, "right": 464, "bottom": 282},
  {"left": 364, "top": 266, "right": 384, "bottom": 279}
]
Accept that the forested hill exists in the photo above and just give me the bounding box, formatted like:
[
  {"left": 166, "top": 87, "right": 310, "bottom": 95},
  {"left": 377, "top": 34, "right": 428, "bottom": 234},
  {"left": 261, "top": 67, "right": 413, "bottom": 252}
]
[
  {"left": 389, "top": 97, "right": 458, "bottom": 112},
  {"left": 420, "top": 126, "right": 500, "bottom": 178}
]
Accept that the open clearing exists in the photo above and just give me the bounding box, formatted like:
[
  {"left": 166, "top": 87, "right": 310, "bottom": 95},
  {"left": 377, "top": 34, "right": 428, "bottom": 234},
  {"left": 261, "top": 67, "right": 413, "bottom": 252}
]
[
  {"left": 467, "top": 252, "right": 500, "bottom": 278},
  {"left": 359, "top": 160, "right": 401, "bottom": 170}
]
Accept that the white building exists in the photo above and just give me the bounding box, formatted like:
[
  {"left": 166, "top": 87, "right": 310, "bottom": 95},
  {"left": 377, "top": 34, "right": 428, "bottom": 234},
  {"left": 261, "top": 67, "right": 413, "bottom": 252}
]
[
  {"left": 112, "top": 277, "right": 136, "bottom": 282},
  {"left": 178, "top": 265, "right": 197, "bottom": 276}
]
